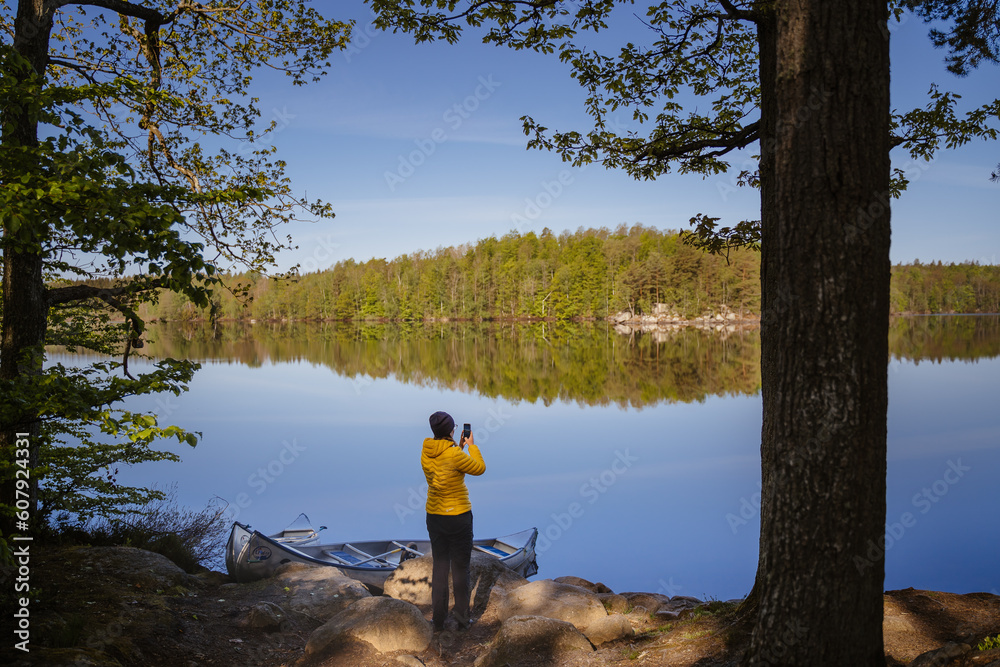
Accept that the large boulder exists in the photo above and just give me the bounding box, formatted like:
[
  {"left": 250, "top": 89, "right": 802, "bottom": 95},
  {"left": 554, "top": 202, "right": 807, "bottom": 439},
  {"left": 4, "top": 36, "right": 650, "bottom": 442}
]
[
  {"left": 553, "top": 576, "right": 612, "bottom": 594},
  {"left": 581, "top": 614, "right": 634, "bottom": 645},
  {"left": 493, "top": 579, "right": 610, "bottom": 638},
  {"left": 620, "top": 591, "right": 671, "bottom": 614},
  {"left": 473, "top": 615, "right": 594, "bottom": 667},
  {"left": 596, "top": 592, "right": 630, "bottom": 615},
  {"left": 270, "top": 562, "right": 372, "bottom": 621},
  {"left": 239, "top": 601, "right": 289, "bottom": 632},
  {"left": 654, "top": 595, "right": 703, "bottom": 620},
  {"left": 85, "top": 546, "right": 197, "bottom": 592},
  {"left": 304, "top": 597, "right": 432, "bottom": 656},
  {"left": 664, "top": 595, "right": 703, "bottom": 610},
  {"left": 383, "top": 551, "right": 527, "bottom": 615},
  {"left": 908, "top": 643, "right": 972, "bottom": 667}
]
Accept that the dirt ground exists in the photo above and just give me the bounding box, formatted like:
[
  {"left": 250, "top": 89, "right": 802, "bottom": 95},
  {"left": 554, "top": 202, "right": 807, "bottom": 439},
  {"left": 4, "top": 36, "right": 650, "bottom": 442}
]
[{"left": 2, "top": 545, "right": 999, "bottom": 666}]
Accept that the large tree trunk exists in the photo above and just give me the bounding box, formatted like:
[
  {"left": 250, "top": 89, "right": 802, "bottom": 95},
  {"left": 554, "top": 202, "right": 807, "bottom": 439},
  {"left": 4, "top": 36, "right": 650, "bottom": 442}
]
[
  {"left": 738, "top": 2, "right": 779, "bottom": 616},
  {"left": 1, "top": 0, "right": 53, "bottom": 539},
  {"left": 745, "top": 0, "right": 891, "bottom": 664}
]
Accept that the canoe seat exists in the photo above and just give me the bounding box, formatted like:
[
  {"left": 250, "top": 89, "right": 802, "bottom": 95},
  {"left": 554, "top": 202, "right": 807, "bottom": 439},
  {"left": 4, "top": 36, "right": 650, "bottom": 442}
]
[
  {"left": 326, "top": 550, "right": 360, "bottom": 564},
  {"left": 282, "top": 530, "right": 314, "bottom": 538},
  {"left": 474, "top": 544, "right": 507, "bottom": 558},
  {"left": 326, "top": 544, "right": 382, "bottom": 568},
  {"left": 326, "top": 550, "right": 382, "bottom": 568}
]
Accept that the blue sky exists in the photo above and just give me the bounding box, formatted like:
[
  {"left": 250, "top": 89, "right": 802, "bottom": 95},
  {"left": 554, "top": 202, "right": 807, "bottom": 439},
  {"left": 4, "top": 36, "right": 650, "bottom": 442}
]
[{"left": 250, "top": 2, "right": 999, "bottom": 273}]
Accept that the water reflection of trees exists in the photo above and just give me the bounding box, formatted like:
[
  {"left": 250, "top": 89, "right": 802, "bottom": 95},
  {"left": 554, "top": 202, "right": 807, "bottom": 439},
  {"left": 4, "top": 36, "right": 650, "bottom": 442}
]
[
  {"left": 889, "top": 315, "right": 1000, "bottom": 363},
  {"left": 128, "top": 315, "right": 1000, "bottom": 407},
  {"left": 144, "top": 321, "right": 762, "bottom": 407}
]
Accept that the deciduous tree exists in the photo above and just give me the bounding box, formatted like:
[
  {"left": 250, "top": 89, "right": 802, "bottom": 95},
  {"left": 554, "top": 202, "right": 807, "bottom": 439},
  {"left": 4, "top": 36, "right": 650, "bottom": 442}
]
[{"left": 0, "top": 1, "right": 350, "bottom": 543}]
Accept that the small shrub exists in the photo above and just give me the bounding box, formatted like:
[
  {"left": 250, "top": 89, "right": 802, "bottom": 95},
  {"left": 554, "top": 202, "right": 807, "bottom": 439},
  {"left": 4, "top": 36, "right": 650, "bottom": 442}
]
[
  {"left": 50, "top": 484, "right": 229, "bottom": 572},
  {"left": 978, "top": 634, "right": 1000, "bottom": 651},
  {"left": 148, "top": 532, "right": 201, "bottom": 573}
]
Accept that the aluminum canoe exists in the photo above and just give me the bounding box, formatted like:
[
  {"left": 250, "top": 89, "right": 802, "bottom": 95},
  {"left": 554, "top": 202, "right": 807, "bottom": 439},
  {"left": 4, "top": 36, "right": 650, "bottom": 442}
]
[{"left": 225, "top": 521, "right": 538, "bottom": 590}]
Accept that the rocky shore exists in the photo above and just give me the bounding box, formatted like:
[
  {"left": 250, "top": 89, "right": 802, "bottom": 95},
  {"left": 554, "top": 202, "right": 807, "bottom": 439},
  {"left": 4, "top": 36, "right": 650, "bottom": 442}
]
[
  {"left": 609, "top": 304, "right": 759, "bottom": 336},
  {"left": 3, "top": 545, "right": 999, "bottom": 667}
]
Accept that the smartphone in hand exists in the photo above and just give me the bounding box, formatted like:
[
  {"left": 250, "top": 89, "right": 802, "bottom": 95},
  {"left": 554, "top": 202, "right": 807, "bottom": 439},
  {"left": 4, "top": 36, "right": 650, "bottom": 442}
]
[{"left": 462, "top": 423, "right": 471, "bottom": 444}]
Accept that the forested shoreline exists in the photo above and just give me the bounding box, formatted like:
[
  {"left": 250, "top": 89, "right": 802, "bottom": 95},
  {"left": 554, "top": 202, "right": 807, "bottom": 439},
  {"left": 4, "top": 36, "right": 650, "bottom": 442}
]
[{"left": 81, "top": 225, "right": 1000, "bottom": 322}]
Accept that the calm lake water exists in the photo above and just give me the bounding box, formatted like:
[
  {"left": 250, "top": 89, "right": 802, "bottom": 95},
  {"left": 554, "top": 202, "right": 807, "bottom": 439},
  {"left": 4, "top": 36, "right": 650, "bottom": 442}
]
[{"left": 66, "top": 316, "right": 1000, "bottom": 601}]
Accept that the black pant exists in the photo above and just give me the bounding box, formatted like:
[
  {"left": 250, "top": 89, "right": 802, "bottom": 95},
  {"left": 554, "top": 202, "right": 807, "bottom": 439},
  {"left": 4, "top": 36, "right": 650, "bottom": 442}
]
[{"left": 426, "top": 511, "right": 473, "bottom": 629}]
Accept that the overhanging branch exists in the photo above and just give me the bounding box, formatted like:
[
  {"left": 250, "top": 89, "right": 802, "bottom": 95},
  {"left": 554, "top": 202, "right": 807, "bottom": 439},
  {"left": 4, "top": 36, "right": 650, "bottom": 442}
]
[
  {"left": 718, "top": 0, "right": 756, "bottom": 23},
  {"left": 51, "top": 0, "right": 171, "bottom": 24},
  {"left": 634, "top": 119, "right": 760, "bottom": 162},
  {"left": 45, "top": 279, "right": 167, "bottom": 307},
  {"left": 46, "top": 280, "right": 166, "bottom": 378}
]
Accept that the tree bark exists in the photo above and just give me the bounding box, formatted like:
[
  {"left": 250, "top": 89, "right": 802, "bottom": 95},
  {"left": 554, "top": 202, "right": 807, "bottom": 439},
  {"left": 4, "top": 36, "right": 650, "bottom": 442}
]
[
  {"left": 745, "top": 0, "right": 890, "bottom": 664},
  {"left": 737, "top": 0, "right": 779, "bottom": 618},
  {"left": 1, "top": 0, "right": 54, "bottom": 539}
]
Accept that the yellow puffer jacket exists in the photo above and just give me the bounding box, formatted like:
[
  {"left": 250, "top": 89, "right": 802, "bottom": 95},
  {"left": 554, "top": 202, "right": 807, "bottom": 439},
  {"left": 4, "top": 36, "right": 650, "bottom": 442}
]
[{"left": 422, "top": 437, "right": 486, "bottom": 515}]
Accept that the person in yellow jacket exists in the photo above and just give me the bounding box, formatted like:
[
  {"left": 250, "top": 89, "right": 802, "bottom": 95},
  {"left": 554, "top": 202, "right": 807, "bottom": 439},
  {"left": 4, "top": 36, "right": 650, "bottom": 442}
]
[{"left": 422, "top": 410, "right": 485, "bottom": 631}]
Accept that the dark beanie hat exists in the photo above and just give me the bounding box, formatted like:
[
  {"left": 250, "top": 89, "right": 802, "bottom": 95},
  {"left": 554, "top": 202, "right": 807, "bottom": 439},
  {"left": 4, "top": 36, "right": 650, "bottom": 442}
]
[{"left": 429, "top": 411, "right": 455, "bottom": 438}]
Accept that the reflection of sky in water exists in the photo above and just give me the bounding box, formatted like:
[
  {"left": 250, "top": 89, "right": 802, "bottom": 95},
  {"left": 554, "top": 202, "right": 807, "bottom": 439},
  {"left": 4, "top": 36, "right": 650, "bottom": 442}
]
[
  {"left": 114, "top": 355, "right": 999, "bottom": 601},
  {"left": 885, "top": 359, "right": 1000, "bottom": 596}
]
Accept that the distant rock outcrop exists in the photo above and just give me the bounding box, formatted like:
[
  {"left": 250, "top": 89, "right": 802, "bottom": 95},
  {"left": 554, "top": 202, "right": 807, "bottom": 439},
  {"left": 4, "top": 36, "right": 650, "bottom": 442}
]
[{"left": 610, "top": 303, "right": 759, "bottom": 335}]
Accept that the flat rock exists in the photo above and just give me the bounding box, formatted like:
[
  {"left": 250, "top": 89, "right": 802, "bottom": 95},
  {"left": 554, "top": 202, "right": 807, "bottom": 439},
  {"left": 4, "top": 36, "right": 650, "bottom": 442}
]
[
  {"left": 883, "top": 590, "right": 1000, "bottom": 664},
  {"left": 473, "top": 615, "right": 594, "bottom": 667},
  {"left": 305, "top": 597, "right": 432, "bottom": 656},
  {"left": 383, "top": 551, "right": 527, "bottom": 615},
  {"left": 270, "top": 562, "right": 372, "bottom": 622},
  {"left": 493, "top": 579, "right": 609, "bottom": 636}
]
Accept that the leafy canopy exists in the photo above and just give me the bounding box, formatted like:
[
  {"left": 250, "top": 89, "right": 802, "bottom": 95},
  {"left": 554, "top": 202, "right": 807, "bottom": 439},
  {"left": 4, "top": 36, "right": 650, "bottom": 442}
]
[
  {"left": 0, "top": 0, "right": 351, "bottom": 525},
  {"left": 369, "top": 0, "right": 1000, "bottom": 248}
]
